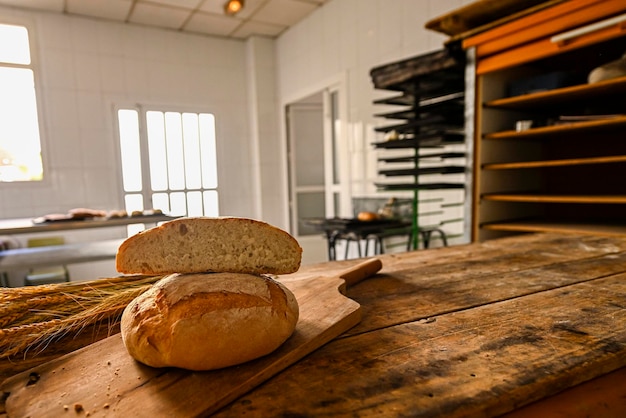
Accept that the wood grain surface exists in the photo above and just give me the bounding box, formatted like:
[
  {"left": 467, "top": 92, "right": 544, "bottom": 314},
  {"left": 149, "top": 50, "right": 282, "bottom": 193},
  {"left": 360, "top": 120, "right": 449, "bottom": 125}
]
[
  {"left": 0, "top": 259, "right": 381, "bottom": 417},
  {"left": 212, "top": 233, "right": 626, "bottom": 417},
  {"left": 3, "top": 233, "right": 626, "bottom": 417}
]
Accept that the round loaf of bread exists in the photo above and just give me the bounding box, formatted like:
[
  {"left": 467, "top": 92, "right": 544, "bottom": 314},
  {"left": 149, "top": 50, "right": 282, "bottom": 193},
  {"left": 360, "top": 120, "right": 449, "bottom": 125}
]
[
  {"left": 116, "top": 217, "right": 302, "bottom": 275},
  {"left": 357, "top": 211, "right": 378, "bottom": 222},
  {"left": 120, "top": 272, "right": 299, "bottom": 371}
]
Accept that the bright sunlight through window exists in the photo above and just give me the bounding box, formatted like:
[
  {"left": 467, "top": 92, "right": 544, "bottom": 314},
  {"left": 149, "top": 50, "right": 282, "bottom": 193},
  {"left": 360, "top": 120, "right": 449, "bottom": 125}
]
[
  {"left": 0, "top": 23, "right": 43, "bottom": 182},
  {"left": 117, "top": 108, "right": 219, "bottom": 228}
]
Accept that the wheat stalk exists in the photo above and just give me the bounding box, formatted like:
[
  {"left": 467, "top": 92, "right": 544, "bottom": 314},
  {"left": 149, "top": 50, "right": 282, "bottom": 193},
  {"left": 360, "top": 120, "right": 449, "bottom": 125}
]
[
  {"left": 0, "top": 294, "right": 75, "bottom": 328},
  {"left": 0, "top": 275, "right": 165, "bottom": 361},
  {"left": 0, "top": 275, "right": 156, "bottom": 303}
]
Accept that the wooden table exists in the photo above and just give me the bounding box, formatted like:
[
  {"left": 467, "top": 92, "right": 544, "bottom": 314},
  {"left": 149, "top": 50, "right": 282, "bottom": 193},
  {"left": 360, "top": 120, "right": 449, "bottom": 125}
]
[
  {"left": 210, "top": 232, "right": 626, "bottom": 417},
  {"left": 2, "top": 232, "right": 626, "bottom": 416}
]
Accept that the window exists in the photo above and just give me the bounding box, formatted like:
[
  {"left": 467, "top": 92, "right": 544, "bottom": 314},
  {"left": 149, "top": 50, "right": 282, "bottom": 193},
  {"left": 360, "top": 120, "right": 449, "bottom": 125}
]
[
  {"left": 0, "top": 22, "right": 43, "bottom": 182},
  {"left": 117, "top": 107, "right": 219, "bottom": 233}
]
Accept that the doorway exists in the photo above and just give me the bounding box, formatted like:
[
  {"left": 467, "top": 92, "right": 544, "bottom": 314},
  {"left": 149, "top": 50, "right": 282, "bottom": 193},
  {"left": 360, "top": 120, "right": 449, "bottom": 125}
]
[{"left": 286, "top": 81, "right": 349, "bottom": 265}]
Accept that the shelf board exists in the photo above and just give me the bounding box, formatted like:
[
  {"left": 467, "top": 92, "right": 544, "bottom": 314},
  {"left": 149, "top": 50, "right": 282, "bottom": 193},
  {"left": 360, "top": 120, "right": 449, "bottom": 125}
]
[
  {"left": 375, "top": 114, "right": 464, "bottom": 134},
  {"left": 482, "top": 155, "right": 626, "bottom": 170},
  {"left": 379, "top": 166, "right": 466, "bottom": 177},
  {"left": 485, "top": 76, "right": 626, "bottom": 110},
  {"left": 375, "top": 115, "right": 445, "bottom": 132},
  {"left": 420, "top": 91, "right": 465, "bottom": 107},
  {"left": 374, "top": 93, "right": 414, "bottom": 106},
  {"left": 483, "top": 115, "right": 626, "bottom": 140},
  {"left": 376, "top": 182, "right": 465, "bottom": 191},
  {"left": 482, "top": 220, "right": 626, "bottom": 236},
  {"left": 374, "top": 109, "right": 416, "bottom": 120},
  {"left": 374, "top": 98, "right": 464, "bottom": 120},
  {"left": 482, "top": 194, "right": 626, "bottom": 204},
  {"left": 379, "top": 152, "right": 466, "bottom": 163},
  {"left": 373, "top": 132, "right": 465, "bottom": 149},
  {"left": 370, "top": 48, "right": 465, "bottom": 90}
]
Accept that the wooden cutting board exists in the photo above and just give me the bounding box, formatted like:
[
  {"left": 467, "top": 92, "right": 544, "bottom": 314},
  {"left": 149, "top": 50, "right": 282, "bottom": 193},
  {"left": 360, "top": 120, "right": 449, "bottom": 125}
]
[{"left": 1, "top": 258, "right": 382, "bottom": 417}]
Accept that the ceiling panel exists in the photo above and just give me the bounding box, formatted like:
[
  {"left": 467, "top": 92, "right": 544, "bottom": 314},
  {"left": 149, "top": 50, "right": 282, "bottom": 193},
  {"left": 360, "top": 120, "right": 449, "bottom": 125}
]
[
  {"left": 0, "top": 0, "right": 328, "bottom": 39},
  {"left": 129, "top": 2, "right": 190, "bottom": 29},
  {"left": 0, "top": 0, "right": 63, "bottom": 11},
  {"left": 66, "top": 0, "right": 132, "bottom": 21},
  {"left": 232, "top": 19, "right": 285, "bottom": 39},
  {"left": 184, "top": 11, "right": 242, "bottom": 37},
  {"left": 149, "top": 0, "right": 203, "bottom": 8},
  {"left": 253, "top": 0, "right": 318, "bottom": 26}
]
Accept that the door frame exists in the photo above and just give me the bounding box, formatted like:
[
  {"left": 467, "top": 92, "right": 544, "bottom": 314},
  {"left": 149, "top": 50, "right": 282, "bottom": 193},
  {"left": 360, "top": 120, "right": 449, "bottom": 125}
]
[{"left": 279, "top": 72, "right": 351, "bottom": 232}]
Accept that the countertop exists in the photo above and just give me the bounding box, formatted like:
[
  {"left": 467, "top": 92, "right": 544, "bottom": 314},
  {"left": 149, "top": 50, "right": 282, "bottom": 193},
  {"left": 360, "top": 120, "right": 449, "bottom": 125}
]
[{"left": 2, "top": 232, "right": 626, "bottom": 417}]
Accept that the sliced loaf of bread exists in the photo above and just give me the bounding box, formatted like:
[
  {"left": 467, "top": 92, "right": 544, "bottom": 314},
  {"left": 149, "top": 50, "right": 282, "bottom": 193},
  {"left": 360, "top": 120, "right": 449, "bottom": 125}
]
[{"left": 116, "top": 217, "right": 302, "bottom": 275}]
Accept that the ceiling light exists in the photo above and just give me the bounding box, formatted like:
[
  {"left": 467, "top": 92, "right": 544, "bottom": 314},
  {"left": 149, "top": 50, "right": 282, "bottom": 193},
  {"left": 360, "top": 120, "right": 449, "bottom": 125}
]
[{"left": 224, "top": 0, "right": 244, "bottom": 15}]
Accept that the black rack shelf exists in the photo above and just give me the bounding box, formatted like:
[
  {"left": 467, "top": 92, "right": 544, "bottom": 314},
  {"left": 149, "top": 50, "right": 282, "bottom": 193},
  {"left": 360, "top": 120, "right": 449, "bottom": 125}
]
[
  {"left": 372, "top": 132, "right": 465, "bottom": 149},
  {"left": 378, "top": 152, "right": 467, "bottom": 163},
  {"left": 375, "top": 182, "right": 466, "bottom": 191},
  {"left": 370, "top": 46, "right": 468, "bottom": 249},
  {"left": 379, "top": 166, "right": 466, "bottom": 177}
]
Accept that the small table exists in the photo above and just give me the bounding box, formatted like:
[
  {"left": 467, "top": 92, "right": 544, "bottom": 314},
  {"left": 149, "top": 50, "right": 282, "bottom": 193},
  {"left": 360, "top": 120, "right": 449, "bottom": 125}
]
[{"left": 305, "top": 217, "right": 413, "bottom": 260}]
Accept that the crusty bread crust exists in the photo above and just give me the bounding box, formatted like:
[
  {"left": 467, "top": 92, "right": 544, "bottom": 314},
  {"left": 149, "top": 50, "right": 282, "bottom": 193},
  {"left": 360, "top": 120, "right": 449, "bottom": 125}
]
[
  {"left": 115, "top": 217, "right": 302, "bottom": 275},
  {"left": 120, "top": 272, "right": 299, "bottom": 370}
]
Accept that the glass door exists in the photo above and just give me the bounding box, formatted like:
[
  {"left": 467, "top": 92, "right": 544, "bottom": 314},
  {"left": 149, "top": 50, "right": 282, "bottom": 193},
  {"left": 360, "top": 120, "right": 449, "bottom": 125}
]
[{"left": 286, "top": 81, "right": 349, "bottom": 264}]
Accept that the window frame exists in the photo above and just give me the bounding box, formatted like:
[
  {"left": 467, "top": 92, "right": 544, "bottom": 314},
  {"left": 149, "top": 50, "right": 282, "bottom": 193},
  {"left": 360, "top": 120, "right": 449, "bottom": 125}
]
[
  {"left": 0, "top": 15, "right": 50, "bottom": 188},
  {"left": 112, "top": 102, "right": 220, "bottom": 223}
]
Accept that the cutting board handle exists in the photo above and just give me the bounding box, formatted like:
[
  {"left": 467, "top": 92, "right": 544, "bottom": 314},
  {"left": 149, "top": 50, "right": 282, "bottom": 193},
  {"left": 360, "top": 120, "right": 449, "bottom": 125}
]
[{"left": 339, "top": 258, "right": 382, "bottom": 288}]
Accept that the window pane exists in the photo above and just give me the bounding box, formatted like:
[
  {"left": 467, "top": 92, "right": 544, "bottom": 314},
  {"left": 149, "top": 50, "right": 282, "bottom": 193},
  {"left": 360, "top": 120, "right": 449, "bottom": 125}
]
[
  {"left": 119, "top": 107, "right": 219, "bottom": 231},
  {"left": 199, "top": 113, "right": 217, "bottom": 188},
  {"left": 0, "top": 24, "right": 30, "bottom": 64},
  {"left": 182, "top": 113, "right": 202, "bottom": 189},
  {"left": 165, "top": 112, "right": 185, "bottom": 190},
  {"left": 187, "top": 191, "right": 203, "bottom": 216},
  {"left": 169, "top": 191, "right": 187, "bottom": 216},
  {"left": 124, "top": 194, "right": 146, "bottom": 236},
  {"left": 146, "top": 111, "right": 168, "bottom": 191},
  {"left": 152, "top": 192, "right": 170, "bottom": 213},
  {"left": 118, "top": 109, "right": 142, "bottom": 192},
  {"left": 124, "top": 193, "right": 144, "bottom": 213},
  {"left": 203, "top": 190, "right": 219, "bottom": 216},
  {"left": 0, "top": 67, "right": 42, "bottom": 181}
]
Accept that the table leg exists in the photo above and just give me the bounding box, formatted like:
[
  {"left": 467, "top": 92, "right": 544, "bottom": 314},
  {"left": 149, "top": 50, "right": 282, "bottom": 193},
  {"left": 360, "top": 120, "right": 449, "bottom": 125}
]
[{"left": 327, "top": 232, "right": 338, "bottom": 261}]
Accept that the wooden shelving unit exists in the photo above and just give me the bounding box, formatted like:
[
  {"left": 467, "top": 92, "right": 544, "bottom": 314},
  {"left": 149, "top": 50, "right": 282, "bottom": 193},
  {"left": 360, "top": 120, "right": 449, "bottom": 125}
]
[{"left": 464, "top": 0, "right": 626, "bottom": 241}]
